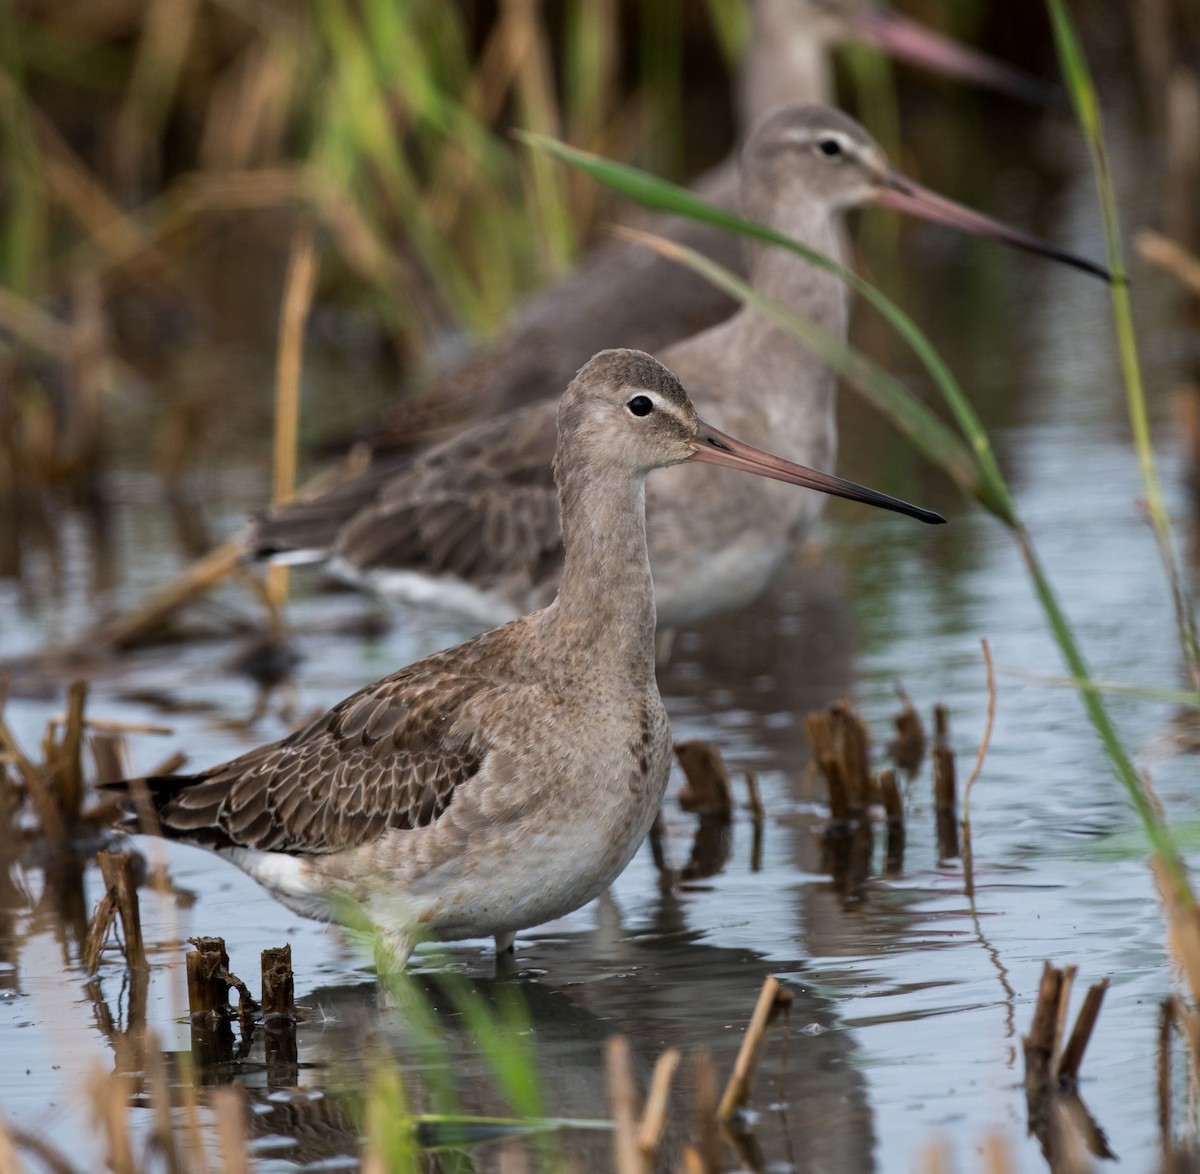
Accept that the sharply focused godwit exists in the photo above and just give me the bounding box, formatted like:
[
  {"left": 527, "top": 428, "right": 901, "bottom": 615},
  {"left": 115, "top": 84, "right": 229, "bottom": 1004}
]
[
  {"left": 251, "top": 103, "right": 1105, "bottom": 635},
  {"left": 110, "top": 350, "right": 942, "bottom": 962},
  {"left": 323, "top": 0, "right": 1058, "bottom": 446}
]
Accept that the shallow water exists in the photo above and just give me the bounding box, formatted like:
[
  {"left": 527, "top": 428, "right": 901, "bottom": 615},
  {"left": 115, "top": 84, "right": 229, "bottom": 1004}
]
[{"left": 2, "top": 89, "right": 1198, "bottom": 1171}]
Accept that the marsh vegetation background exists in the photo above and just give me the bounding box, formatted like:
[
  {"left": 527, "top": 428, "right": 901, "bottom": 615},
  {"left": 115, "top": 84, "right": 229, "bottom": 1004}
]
[{"left": 2, "top": 0, "right": 1200, "bottom": 1169}]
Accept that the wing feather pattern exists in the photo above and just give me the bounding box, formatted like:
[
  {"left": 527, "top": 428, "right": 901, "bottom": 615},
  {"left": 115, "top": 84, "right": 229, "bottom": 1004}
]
[
  {"left": 333, "top": 402, "right": 563, "bottom": 592},
  {"left": 111, "top": 645, "right": 522, "bottom": 856}
]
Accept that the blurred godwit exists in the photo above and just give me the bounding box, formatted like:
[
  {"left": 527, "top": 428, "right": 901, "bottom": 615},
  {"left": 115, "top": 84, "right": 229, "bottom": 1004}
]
[
  {"left": 322, "top": 0, "right": 1059, "bottom": 446},
  {"left": 251, "top": 104, "right": 1104, "bottom": 638},
  {"left": 110, "top": 350, "right": 942, "bottom": 963}
]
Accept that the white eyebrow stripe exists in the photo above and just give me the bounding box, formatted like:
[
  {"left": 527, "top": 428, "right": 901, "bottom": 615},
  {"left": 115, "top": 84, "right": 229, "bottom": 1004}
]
[{"left": 777, "top": 129, "right": 854, "bottom": 150}]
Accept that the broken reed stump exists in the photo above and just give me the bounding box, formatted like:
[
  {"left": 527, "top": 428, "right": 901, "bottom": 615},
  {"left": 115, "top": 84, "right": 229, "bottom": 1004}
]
[
  {"left": 1023, "top": 961, "right": 1114, "bottom": 1165},
  {"left": 261, "top": 944, "right": 296, "bottom": 1019},
  {"left": 262, "top": 944, "right": 299, "bottom": 1089},
  {"left": 187, "top": 937, "right": 233, "bottom": 1020},
  {"left": 744, "top": 772, "right": 764, "bottom": 873},
  {"left": 84, "top": 850, "right": 147, "bottom": 974},
  {"left": 932, "top": 742, "right": 959, "bottom": 861},
  {"left": 878, "top": 767, "right": 905, "bottom": 875},
  {"left": 674, "top": 741, "right": 734, "bottom": 882},
  {"left": 804, "top": 702, "right": 871, "bottom": 822},
  {"left": 888, "top": 688, "right": 927, "bottom": 775},
  {"left": 0, "top": 679, "right": 91, "bottom": 847},
  {"left": 717, "top": 976, "right": 793, "bottom": 1122},
  {"left": 804, "top": 702, "right": 909, "bottom": 900},
  {"left": 675, "top": 741, "right": 733, "bottom": 818},
  {"left": 604, "top": 1037, "right": 684, "bottom": 1174}
]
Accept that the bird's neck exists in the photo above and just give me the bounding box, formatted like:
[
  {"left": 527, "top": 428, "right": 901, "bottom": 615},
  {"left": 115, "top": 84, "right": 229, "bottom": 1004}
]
[
  {"left": 706, "top": 198, "right": 844, "bottom": 468},
  {"left": 544, "top": 454, "right": 657, "bottom": 681},
  {"left": 743, "top": 197, "right": 846, "bottom": 336},
  {"left": 739, "top": 3, "right": 833, "bottom": 125}
]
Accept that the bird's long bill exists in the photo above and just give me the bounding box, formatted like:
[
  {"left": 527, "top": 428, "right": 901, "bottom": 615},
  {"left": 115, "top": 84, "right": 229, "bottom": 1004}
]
[
  {"left": 873, "top": 173, "right": 1111, "bottom": 282},
  {"left": 689, "top": 420, "right": 945, "bottom": 526},
  {"left": 854, "top": 8, "right": 1058, "bottom": 107}
]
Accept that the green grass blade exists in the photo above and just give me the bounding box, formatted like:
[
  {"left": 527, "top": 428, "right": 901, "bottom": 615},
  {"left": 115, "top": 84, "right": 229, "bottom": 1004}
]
[
  {"left": 1046, "top": 0, "right": 1200, "bottom": 687},
  {"left": 1013, "top": 526, "right": 1192, "bottom": 905},
  {"left": 1002, "top": 670, "right": 1200, "bottom": 709},
  {"left": 701, "top": 0, "right": 751, "bottom": 66}
]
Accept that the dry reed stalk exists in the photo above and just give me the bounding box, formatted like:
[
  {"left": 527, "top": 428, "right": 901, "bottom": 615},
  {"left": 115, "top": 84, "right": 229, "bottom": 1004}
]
[
  {"left": 266, "top": 221, "right": 318, "bottom": 615},
  {"left": 261, "top": 944, "right": 295, "bottom": 1019},
  {"left": 817, "top": 753, "right": 853, "bottom": 822},
  {"left": 0, "top": 284, "right": 75, "bottom": 359},
  {"left": 1024, "top": 963, "right": 1064, "bottom": 1101},
  {"left": 962, "top": 640, "right": 998, "bottom": 900},
  {"left": 743, "top": 772, "right": 762, "bottom": 822},
  {"left": 1136, "top": 229, "right": 1200, "bottom": 297},
  {"left": 62, "top": 273, "right": 106, "bottom": 481},
  {"left": 1058, "top": 977, "right": 1110, "bottom": 1081},
  {"left": 691, "top": 1051, "right": 720, "bottom": 1174},
  {"left": 918, "top": 1138, "right": 952, "bottom": 1174},
  {"left": 144, "top": 1028, "right": 185, "bottom": 1174},
  {"left": 89, "top": 1063, "right": 135, "bottom": 1174},
  {"left": 1049, "top": 963, "right": 1078, "bottom": 1081},
  {"left": 878, "top": 766, "right": 905, "bottom": 874},
  {"left": 717, "top": 977, "right": 793, "bottom": 1121},
  {"left": 1153, "top": 854, "right": 1200, "bottom": 1058},
  {"left": 677, "top": 1144, "right": 704, "bottom": 1174},
  {"left": 636, "top": 1048, "right": 680, "bottom": 1166},
  {"left": 563, "top": 0, "right": 619, "bottom": 225},
  {"left": 805, "top": 704, "right": 872, "bottom": 822},
  {"left": 1132, "top": 0, "right": 1172, "bottom": 119},
  {"left": 982, "top": 1131, "right": 1015, "bottom": 1174},
  {"left": 67, "top": 168, "right": 303, "bottom": 285},
  {"left": 1165, "top": 70, "right": 1200, "bottom": 251},
  {"left": 1023, "top": 960, "right": 1114, "bottom": 1167},
  {"left": 34, "top": 115, "right": 160, "bottom": 275},
  {"left": 84, "top": 891, "right": 118, "bottom": 974},
  {"left": 146, "top": 749, "right": 187, "bottom": 777},
  {"left": 113, "top": 0, "right": 201, "bottom": 194},
  {"left": 503, "top": 0, "right": 574, "bottom": 275},
  {"left": 424, "top": 12, "right": 521, "bottom": 232},
  {"left": 81, "top": 432, "right": 374, "bottom": 655},
  {"left": 307, "top": 177, "right": 434, "bottom": 340},
  {"left": 63, "top": 717, "right": 175, "bottom": 737},
  {"left": 88, "top": 732, "right": 129, "bottom": 787},
  {"left": 889, "top": 686, "right": 926, "bottom": 774},
  {"left": 2, "top": 701, "right": 69, "bottom": 844},
  {"left": 605, "top": 1035, "right": 643, "bottom": 1174},
  {"left": 90, "top": 536, "right": 245, "bottom": 650},
  {"left": 199, "top": 40, "right": 296, "bottom": 173},
  {"left": 1161, "top": 1002, "right": 1176, "bottom": 1156},
  {"left": 55, "top": 680, "right": 88, "bottom": 823},
  {"left": 933, "top": 703, "right": 950, "bottom": 743},
  {"left": 932, "top": 741, "right": 959, "bottom": 860},
  {"left": 211, "top": 1087, "right": 251, "bottom": 1174},
  {"left": 0, "top": 1109, "right": 25, "bottom": 1174},
  {"left": 186, "top": 937, "right": 232, "bottom": 1019},
  {"left": 744, "top": 772, "right": 763, "bottom": 872},
  {"left": 98, "top": 850, "right": 147, "bottom": 971}
]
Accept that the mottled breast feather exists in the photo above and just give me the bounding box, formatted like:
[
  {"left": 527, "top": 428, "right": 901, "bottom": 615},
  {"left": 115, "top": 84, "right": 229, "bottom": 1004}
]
[{"left": 122, "top": 648, "right": 514, "bottom": 855}]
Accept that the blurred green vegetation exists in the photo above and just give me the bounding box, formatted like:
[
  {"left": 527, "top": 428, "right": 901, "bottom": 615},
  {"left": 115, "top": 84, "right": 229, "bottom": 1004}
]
[{"left": 0, "top": 0, "right": 748, "bottom": 359}]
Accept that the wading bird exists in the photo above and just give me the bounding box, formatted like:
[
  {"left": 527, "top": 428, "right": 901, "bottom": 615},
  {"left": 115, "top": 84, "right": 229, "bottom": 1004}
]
[
  {"left": 110, "top": 350, "right": 942, "bottom": 964},
  {"left": 252, "top": 104, "right": 1104, "bottom": 642}
]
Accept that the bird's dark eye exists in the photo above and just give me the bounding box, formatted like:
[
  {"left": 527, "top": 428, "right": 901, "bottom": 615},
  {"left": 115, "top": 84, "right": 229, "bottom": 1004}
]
[
  {"left": 627, "top": 395, "right": 654, "bottom": 417},
  {"left": 818, "top": 138, "right": 843, "bottom": 158}
]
